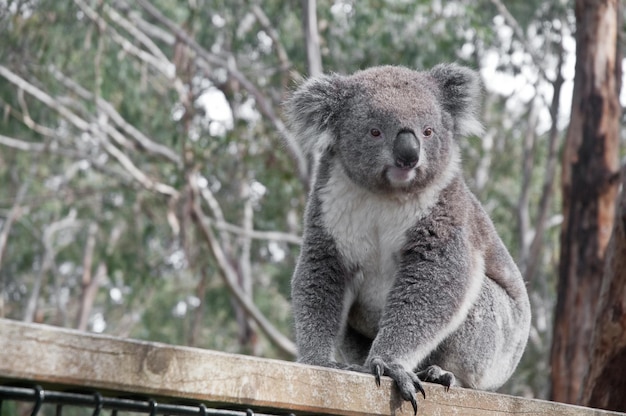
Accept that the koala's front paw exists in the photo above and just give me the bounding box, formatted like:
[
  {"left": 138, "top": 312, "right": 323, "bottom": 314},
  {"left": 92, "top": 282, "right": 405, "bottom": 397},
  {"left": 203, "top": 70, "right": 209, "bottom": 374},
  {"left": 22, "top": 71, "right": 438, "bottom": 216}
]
[
  {"left": 416, "top": 365, "right": 456, "bottom": 391},
  {"left": 369, "top": 357, "right": 425, "bottom": 415}
]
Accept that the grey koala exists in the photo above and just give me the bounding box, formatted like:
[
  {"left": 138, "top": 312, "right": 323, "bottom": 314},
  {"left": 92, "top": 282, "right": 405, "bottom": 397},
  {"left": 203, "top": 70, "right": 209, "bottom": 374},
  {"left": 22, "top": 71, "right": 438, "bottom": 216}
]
[{"left": 284, "top": 64, "right": 531, "bottom": 413}]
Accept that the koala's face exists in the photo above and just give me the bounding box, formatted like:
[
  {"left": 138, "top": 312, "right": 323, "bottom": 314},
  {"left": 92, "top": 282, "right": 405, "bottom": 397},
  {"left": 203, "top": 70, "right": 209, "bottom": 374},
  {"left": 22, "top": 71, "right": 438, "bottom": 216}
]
[
  {"left": 285, "top": 64, "right": 482, "bottom": 194},
  {"left": 333, "top": 66, "right": 457, "bottom": 194}
]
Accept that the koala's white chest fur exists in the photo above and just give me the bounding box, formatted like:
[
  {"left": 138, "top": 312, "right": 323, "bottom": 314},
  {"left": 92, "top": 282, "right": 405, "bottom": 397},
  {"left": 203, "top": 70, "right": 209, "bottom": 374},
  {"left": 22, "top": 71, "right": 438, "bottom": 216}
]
[{"left": 320, "top": 162, "right": 441, "bottom": 336}]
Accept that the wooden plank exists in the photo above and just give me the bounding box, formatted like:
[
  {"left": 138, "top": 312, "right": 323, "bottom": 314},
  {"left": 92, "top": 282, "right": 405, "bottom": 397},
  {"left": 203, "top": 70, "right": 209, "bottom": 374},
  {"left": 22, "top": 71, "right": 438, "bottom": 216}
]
[{"left": 0, "top": 319, "right": 623, "bottom": 416}]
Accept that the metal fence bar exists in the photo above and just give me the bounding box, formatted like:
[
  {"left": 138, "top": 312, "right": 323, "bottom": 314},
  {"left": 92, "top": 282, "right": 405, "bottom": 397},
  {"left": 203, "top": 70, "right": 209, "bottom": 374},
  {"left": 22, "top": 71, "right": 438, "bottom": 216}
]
[{"left": 0, "top": 385, "right": 291, "bottom": 416}]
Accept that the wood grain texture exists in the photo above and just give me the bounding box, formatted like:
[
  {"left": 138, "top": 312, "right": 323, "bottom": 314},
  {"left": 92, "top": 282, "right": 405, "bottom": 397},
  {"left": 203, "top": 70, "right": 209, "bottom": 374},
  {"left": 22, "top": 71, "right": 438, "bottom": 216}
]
[{"left": 0, "top": 319, "right": 623, "bottom": 416}]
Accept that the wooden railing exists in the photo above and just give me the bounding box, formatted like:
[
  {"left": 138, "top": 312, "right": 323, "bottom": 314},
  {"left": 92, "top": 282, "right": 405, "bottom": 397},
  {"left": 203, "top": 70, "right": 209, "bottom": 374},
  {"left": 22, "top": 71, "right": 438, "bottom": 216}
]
[{"left": 0, "top": 319, "right": 623, "bottom": 416}]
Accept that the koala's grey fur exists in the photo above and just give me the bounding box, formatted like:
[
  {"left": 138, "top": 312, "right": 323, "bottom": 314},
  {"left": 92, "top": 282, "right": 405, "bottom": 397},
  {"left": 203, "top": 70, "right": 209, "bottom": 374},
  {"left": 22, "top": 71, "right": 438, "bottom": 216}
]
[{"left": 285, "top": 64, "right": 531, "bottom": 412}]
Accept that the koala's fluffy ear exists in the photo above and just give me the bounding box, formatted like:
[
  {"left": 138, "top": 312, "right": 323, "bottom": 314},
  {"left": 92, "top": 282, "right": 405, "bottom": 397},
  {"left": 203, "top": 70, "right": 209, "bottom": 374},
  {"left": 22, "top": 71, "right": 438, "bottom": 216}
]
[
  {"left": 284, "top": 74, "right": 344, "bottom": 158},
  {"left": 430, "top": 64, "right": 484, "bottom": 137}
]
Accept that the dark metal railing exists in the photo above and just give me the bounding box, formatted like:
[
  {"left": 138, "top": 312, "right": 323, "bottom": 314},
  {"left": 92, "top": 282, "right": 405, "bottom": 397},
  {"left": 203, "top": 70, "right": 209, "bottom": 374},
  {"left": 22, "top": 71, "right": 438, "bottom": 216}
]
[{"left": 0, "top": 385, "right": 293, "bottom": 416}]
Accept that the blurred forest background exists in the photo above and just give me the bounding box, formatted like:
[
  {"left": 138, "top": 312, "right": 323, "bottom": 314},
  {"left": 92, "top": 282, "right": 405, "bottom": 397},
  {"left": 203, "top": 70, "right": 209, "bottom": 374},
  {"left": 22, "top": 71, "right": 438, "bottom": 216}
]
[{"left": 1, "top": 0, "right": 625, "bottom": 409}]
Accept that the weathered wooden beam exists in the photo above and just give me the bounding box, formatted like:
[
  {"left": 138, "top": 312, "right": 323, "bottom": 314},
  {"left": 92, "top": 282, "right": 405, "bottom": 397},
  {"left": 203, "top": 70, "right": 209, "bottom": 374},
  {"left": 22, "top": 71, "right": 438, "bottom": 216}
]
[{"left": 0, "top": 319, "right": 622, "bottom": 415}]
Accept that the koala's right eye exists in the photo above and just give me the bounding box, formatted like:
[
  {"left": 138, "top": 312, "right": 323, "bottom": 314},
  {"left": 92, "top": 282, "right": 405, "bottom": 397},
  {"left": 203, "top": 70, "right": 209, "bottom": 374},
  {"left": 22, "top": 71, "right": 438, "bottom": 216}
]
[{"left": 370, "top": 128, "right": 382, "bottom": 138}]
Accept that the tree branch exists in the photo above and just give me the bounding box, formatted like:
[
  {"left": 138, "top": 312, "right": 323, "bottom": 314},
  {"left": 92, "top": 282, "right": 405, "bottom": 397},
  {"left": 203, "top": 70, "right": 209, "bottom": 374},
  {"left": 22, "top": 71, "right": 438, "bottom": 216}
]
[
  {"left": 76, "top": 222, "right": 99, "bottom": 331},
  {"left": 301, "top": 0, "right": 323, "bottom": 77},
  {"left": 135, "top": 0, "right": 309, "bottom": 184},
  {"left": 524, "top": 40, "right": 565, "bottom": 283},
  {"left": 189, "top": 174, "right": 296, "bottom": 357},
  {"left": 0, "top": 134, "right": 47, "bottom": 152},
  {"left": 24, "top": 212, "right": 82, "bottom": 323},
  {"left": 103, "top": 2, "right": 171, "bottom": 64},
  {"left": 75, "top": 0, "right": 189, "bottom": 106},
  {"left": 16, "top": 88, "right": 57, "bottom": 137},
  {"left": 211, "top": 219, "right": 302, "bottom": 245},
  {"left": 0, "top": 65, "right": 179, "bottom": 198},
  {"left": 0, "top": 182, "right": 28, "bottom": 272},
  {"left": 50, "top": 67, "right": 181, "bottom": 166},
  {"left": 0, "top": 65, "right": 90, "bottom": 130},
  {"left": 195, "top": 178, "right": 301, "bottom": 244},
  {"left": 517, "top": 101, "right": 539, "bottom": 268},
  {"left": 239, "top": 182, "right": 254, "bottom": 298},
  {"left": 250, "top": 5, "right": 291, "bottom": 74},
  {"left": 74, "top": 0, "right": 176, "bottom": 79},
  {"left": 94, "top": 117, "right": 179, "bottom": 197},
  {"left": 489, "top": 0, "right": 551, "bottom": 82}
]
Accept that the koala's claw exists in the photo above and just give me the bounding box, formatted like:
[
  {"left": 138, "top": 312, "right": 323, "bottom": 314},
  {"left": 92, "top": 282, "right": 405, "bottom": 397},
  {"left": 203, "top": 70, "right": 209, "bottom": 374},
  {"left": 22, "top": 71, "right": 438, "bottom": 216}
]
[
  {"left": 416, "top": 365, "right": 456, "bottom": 391},
  {"left": 374, "top": 362, "right": 383, "bottom": 387},
  {"left": 369, "top": 357, "right": 425, "bottom": 415},
  {"left": 415, "top": 379, "right": 426, "bottom": 399},
  {"left": 408, "top": 395, "right": 418, "bottom": 415}
]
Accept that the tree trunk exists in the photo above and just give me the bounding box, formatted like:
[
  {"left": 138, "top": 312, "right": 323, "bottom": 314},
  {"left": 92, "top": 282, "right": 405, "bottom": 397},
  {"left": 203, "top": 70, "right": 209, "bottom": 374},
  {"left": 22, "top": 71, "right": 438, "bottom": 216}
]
[
  {"left": 550, "top": 0, "right": 621, "bottom": 405},
  {"left": 583, "top": 168, "right": 626, "bottom": 411}
]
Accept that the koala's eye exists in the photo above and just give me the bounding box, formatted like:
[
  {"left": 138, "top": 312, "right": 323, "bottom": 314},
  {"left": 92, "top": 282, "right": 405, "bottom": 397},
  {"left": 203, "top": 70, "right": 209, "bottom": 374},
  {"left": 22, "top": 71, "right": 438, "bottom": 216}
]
[
  {"left": 370, "top": 128, "right": 382, "bottom": 138},
  {"left": 423, "top": 127, "right": 434, "bottom": 137}
]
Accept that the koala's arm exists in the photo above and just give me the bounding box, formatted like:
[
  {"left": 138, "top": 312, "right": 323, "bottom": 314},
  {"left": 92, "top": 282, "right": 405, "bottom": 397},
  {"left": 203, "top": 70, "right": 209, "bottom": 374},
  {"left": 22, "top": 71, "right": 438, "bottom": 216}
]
[
  {"left": 291, "top": 200, "right": 349, "bottom": 366},
  {"left": 368, "top": 223, "right": 476, "bottom": 368},
  {"left": 362, "top": 222, "right": 473, "bottom": 409}
]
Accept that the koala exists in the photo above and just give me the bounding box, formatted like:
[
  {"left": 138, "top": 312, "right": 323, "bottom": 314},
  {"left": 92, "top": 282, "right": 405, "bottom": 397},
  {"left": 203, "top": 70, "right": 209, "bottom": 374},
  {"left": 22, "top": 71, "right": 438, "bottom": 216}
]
[{"left": 284, "top": 64, "right": 531, "bottom": 413}]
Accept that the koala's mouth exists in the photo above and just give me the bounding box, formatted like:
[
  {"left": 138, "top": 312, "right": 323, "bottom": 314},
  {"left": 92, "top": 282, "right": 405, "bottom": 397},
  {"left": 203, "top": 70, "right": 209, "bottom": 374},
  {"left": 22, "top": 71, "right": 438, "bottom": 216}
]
[{"left": 386, "top": 166, "right": 417, "bottom": 186}]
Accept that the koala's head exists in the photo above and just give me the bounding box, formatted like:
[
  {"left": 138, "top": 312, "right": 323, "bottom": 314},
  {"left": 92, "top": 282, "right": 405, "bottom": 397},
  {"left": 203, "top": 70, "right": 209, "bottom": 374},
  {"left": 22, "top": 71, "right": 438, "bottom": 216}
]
[{"left": 285, "top": 64, "right": 483, "bottom": 194}]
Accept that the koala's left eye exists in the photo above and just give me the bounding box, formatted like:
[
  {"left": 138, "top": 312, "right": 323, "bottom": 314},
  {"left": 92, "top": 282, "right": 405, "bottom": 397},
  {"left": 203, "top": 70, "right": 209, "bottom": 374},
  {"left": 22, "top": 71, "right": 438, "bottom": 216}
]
[
  {"left": 423, "top": 127, "right": 434, "bottom": 137},
  {"left": 370, "top": 128, "right": 382, "bottom": 138}
]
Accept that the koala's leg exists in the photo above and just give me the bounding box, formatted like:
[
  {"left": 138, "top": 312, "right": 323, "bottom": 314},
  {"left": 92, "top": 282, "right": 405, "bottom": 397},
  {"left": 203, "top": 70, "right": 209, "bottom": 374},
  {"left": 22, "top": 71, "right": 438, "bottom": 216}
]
[
  {"left": 419, "top": 277, "right": 528, "bottom": 390},
  {"left": 291, "top": 214, "right": 358, "bottom": 369},
  {"left": 292, "top": 255, "right": 348, "bottom": 368}
]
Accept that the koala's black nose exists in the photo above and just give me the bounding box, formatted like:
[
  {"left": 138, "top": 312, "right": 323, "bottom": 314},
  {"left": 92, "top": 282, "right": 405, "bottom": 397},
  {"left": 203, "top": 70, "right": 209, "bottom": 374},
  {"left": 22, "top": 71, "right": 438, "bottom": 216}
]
[{"left": 393, "top": 131, "right": 420, "bottom": 169}]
